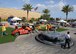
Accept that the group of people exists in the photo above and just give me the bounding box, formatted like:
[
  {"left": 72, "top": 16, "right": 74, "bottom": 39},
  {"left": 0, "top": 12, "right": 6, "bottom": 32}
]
[
  {"left": 15, "top": 24, "right": 33, "bottom": 33},
  {"left": 36, "top": 23, "right": 53, "bottom": 31}
]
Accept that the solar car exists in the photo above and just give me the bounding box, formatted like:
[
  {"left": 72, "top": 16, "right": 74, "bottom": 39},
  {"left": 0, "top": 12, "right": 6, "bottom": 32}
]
[
  {"left": 35, "top": 31, "right": 74, "bottom": 47},
  {"left": 11, "top": 28, "right": 29, "bottom": 36}
]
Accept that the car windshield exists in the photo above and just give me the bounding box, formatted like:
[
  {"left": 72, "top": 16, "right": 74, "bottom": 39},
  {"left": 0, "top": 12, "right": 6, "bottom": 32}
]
[{"left": 43, "top": 31, "right": 65, "bottom": 38}]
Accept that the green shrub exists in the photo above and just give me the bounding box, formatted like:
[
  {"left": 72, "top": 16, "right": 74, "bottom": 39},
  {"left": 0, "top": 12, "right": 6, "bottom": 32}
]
[
  {"left": 29, "top": 18, "right": 35, "bottom": 23},
  {"left": 22, "top": 17, "right": 26, "bottom": 22},
  {"left": 1, "top": 18, "right": 8, "bottom": 21}
]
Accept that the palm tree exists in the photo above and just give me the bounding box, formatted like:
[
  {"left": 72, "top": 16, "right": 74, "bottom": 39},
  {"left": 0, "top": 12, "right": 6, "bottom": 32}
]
[
  {"left": 62, "top": 5, "right": 73, "bottom": 21},
  {"left": 41, "top": 9, "right": 50, "bottom": 20},
  {"left": 22, "top": 4, "right": 33, "bottom": 21},
  {"left": 43, "top": 9, "right": 50, "bottom": 14}
]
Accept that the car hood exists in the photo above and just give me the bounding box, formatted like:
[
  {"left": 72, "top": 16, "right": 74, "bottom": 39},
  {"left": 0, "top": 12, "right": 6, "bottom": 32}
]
[{"left": 41, "top": 31, "right": 65, "bottom": 38}]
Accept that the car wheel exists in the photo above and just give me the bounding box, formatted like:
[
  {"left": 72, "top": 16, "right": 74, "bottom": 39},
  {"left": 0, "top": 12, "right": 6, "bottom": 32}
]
[{"left": 15, "top": 32, "right": 20, "bottom": 37}]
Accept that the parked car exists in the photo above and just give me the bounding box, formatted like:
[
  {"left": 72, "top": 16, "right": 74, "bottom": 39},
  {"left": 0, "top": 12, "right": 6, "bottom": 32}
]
[
  {"left": 71, "top": 22, "right": 76, "bottom": 27},
  {"left": 10, "top": 21, "right": 19, "bottom": 26},
  {"left": 0, "top": 23, "right": 2, "bottom": 26},
  {"left": 0, "top": 22, "right": 9, "bottom": 27}
]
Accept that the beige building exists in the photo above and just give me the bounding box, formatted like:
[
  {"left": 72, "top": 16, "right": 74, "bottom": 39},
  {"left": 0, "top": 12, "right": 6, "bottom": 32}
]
[{"left": 0, "top": 8, "right": 41, "bottom": 20}]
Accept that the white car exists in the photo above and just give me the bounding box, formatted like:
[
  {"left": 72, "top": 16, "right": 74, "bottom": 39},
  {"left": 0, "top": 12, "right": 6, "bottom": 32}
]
[
  {"left": 12, "top": 22, "right": 19, "bottom": 26},
  {"left": 10, "top": 21, "right": 19, "bottom": 26}
]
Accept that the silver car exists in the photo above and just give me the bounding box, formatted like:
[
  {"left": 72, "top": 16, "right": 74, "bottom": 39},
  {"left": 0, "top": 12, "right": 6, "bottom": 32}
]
[{"left": 35, "top": 31, "right": 74, "bottom": 47}]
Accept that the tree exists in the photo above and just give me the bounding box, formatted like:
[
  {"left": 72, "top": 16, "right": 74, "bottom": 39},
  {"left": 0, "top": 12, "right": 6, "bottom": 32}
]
[
  {"left": 22, "top": 17, "right": 26, "bottom": 22},
  {"left": 22, "top": 4, "right": 33, "bottom": 21},
  {"left": 62, "top": 5, "right": 73, "bottom": 21},
  {"left": 56, "top": 18, "right": 60, "bottom": 21},
  {"left": 0, "top": 17, "right": 1, "bottom": 22},
  {"left": 29, "top": 18, "right": 35, "bottom": 23},
  {"left": 40, "top": 9, "right": 50, "bottom": 20},
  {"left": 43, "top": 9, "right": 50, "bottom": 14},
  {"left": 40, "top": 14, "right": 50, "bottom": 19}
]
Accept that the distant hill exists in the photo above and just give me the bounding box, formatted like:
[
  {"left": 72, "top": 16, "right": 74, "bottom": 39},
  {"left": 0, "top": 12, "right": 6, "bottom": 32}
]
[{"left": 0, "top": 8, "right": 41, "bottom": 20}]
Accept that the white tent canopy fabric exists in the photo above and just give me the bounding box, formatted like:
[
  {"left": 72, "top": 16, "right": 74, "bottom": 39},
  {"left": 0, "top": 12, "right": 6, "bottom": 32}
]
[
  {"left": 11, "top": 17, "right": 22, "bottom": 21},
  {"left": 40, "top": 19, "right": 47, "bottom": 22},
  {"left": 58, "top": 20, "right": 67, "bottom": 23}
]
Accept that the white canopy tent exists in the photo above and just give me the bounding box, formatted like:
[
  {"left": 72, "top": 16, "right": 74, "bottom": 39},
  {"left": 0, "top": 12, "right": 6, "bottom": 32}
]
[
  {"left": 11, "top": 17, "right": 22, "bottom": 21},
  {"left": 57, "top": 20, "right": 70, "bottom": 26},
  {"left": 73, "top": 21, "right": 76, "bottom": 23},
  {"left": 58, "top": 20, "right": 67, "bottom": 23},
  {"left": 39, "top": 19, "right": 47, "bottom": 22}
]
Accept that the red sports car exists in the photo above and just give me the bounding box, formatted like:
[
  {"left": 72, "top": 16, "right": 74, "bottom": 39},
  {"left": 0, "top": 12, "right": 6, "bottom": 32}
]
[{"left": 12, "top": 28, "right": 29, "bottom": 36}]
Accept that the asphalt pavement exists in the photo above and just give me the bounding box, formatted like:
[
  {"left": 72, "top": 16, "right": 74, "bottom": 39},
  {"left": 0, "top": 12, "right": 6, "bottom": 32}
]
[{"left": 0, "top": 27, "right": 76, "bottom": 54}]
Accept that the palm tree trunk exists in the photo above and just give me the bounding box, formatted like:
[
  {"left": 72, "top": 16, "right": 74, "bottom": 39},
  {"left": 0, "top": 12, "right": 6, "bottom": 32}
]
[
  {"left": 27, "top": 10, "right": 29, "bottom": 22},
  {"left": 66, "top": 13, "right": 68, "bottom": 21}
]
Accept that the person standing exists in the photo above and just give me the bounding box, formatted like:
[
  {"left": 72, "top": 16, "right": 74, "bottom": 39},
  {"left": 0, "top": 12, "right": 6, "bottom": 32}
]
[
  {"left": 22, "top": 24, "right": 25, "bottom": 29},
  {"left": 15, "top": 25, "right": 18, "bottom": 29},
  {"left": 64, "top": 31, "right": 71, "bottom": 49},
  {"left": 46, "top": 24, "right": 52, "bottom": 31},
  {"left": 2, "top": 24, "right": 7, "bottom": 36}
]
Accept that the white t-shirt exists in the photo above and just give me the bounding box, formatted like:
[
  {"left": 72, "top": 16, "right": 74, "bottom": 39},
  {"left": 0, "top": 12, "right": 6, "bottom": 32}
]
[
  {"left": 67, "top": 34, "right": 70, "bottom": 38},
  {"left": 65, "top": 34, "right": 70, "bottom": 39}
]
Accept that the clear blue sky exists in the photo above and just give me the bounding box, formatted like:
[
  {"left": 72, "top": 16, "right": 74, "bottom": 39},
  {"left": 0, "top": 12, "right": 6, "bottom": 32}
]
[{"left": 0, "top": 0, "right": 76, "bottom": 19}]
